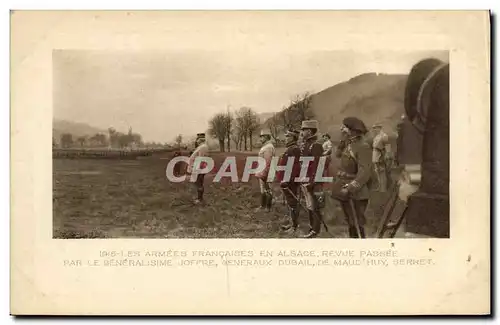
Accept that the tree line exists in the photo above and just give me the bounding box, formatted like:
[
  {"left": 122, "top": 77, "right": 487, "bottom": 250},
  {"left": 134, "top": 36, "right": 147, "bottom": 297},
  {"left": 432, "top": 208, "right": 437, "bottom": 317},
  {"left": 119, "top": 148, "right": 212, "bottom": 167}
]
[
  {"left": 207, "top": 92, "right": 314, "bottom": 152},
  {"left": 54, "top": 127, "right": 156, "bottom": 149}
]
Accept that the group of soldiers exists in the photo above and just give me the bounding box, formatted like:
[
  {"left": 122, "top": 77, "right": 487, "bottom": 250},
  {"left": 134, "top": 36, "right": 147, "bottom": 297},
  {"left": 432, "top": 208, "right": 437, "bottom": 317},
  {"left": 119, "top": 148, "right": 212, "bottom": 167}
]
[{"left": 185, "top": 117, "right": 393, "bottom": 239}]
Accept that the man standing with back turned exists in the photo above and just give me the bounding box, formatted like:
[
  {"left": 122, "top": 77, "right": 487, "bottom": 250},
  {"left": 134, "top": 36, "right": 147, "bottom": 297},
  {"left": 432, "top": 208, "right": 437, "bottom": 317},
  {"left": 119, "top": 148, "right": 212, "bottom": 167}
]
[
  {"left": 187, "top": 133, "right": 209, "bottom": 205},
  {"left": 255, "top": 130, "right": 276, "bottom": 212},
  {"left": 371, "top": 123, "right": 392, "bottom": 192}
]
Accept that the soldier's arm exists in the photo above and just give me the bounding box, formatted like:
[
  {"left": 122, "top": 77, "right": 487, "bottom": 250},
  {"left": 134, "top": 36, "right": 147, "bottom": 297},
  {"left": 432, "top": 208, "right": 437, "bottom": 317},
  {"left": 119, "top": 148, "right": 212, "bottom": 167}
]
[
  {"left": 261, "top": 147, "right": 274, "bottom": 177},
  {"left": 335, "top": 141, "right": 346, "bottom": 158},
  {"left": 291, "top": 147, "right": 302, "bottom": 180},
  {"left": 347, "top": 142, "right": 373, "bottom": 193},
  {"left": 323, "top": 141, "right": 333, "bottom": 155},
  {"left": 383, "top": 135, "right": 392, "bottom": 156},
  {"left": 309, "top": 143, "right": 323, "bottom": 185}
]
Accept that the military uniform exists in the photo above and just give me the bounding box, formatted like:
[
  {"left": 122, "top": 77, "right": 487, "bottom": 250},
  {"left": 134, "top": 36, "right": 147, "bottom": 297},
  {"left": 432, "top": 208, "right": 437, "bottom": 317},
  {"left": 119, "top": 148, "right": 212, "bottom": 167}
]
[
  {"left": 173, "top": 151, "right": 182, "bottom": 177},
  {"left": 321, "top": 134, "right": 333, "bottom": 184},
  {"left": 332, "top": 117, "right": 373, "bottom": 238},
  {"left": 371, "top": 124, "right": 392, "bottom": 192},
  {"left": 299, "top": 120, "right": 325, "bottom": 238},
  {"left": 322, "top": 137, "right": 333, "bottom": 156},
  {"left": 277, "top": 130, "right": 302, "bottom": 232},
  {"left": 187, "top": 133, "right": 209, "bottom": 204},
  {"left": 255, "top": 130, "right": 276, "bottom": 211}
]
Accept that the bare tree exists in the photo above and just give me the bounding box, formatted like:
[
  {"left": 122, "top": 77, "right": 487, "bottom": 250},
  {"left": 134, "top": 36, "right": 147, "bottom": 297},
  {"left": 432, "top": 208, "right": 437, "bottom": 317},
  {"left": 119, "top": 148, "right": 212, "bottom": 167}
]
[
  {"left": 224, "top": 108, "right": 233, "bottom": 152},
  {"left": 267, "top": 113, "right": 282, "bottom": 144},
  {"left": 230, "top": 124, "right": 243, "bottom": 151},
  {"left": 280, "top": 92, "right": 314, "bottom": 130},
  {"left": 174, "top": 134, "right": 183, "bottom": 149},
  {"left": 291, "top": 92, "right": 313, "bottom": 122},
  {"left": 235, "top": 107, "right": 249, "bottom": 150},
  {"left": 208, "top": 113, "right": 229, "bottom": 152},
  {"left": 60, "top": 133, "right": 73, "bottom": 148},
  {"left": 247, "top": 111, "right": 260, "bottom": 150},
  {"left": 77, "top": 135, "right": 87, "bottom": 148}
]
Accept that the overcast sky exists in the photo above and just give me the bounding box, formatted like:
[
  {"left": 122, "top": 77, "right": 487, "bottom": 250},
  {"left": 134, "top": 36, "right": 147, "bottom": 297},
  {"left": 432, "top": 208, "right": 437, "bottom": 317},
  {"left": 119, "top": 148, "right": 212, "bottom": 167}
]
[{"left": 53, "top": 49, "right": 448, "bottom": 142}]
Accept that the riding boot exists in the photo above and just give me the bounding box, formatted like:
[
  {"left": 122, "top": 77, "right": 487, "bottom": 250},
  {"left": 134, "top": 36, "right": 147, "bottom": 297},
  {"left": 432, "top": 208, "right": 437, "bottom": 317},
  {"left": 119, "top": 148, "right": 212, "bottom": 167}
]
[
  {"left": 359, "top": 226, "right": 366, "bottom": 239},
  {"left": 281, "top": 207, "right": 298, "bottom": 231},
  {"left": 260, "top": 193, "right": 267, "bottom": 208},
  {"left": 266, "top": 193, "right": 273, "bottom": 211},
  {"left": 348, "top": 227, "right": 357, "bottom": 238},
  {"left": 303, "top": 211, "right": 319, "bottom": 238},
  {"left": 313, "top": 209, "right": 323, "bottom": 234},
  {"left": 255, "top": 193, "right": 266, "bottom": 212}
]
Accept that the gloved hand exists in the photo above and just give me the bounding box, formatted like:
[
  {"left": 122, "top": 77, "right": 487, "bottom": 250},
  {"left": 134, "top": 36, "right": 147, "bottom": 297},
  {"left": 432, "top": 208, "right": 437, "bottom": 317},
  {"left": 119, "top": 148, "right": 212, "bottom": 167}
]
[
  {"left": 280, "top": 182, "right": 289, "bottom": 189},
  {"left": 337, "top": 140, "right": 347, "bottom": 151}
]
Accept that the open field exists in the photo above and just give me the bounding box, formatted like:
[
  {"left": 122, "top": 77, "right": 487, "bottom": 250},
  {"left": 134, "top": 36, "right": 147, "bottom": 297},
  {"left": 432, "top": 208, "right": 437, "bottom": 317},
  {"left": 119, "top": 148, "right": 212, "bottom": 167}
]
[{"left": 53, "top": 151, "right": 406, "bottom": 239}]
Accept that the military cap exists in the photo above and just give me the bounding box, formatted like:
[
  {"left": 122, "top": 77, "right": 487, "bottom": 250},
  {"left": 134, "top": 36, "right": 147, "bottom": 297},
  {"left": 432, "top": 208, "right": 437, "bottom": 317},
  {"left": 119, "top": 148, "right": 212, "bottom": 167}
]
[
  {"left": 301, "top": 120, "right": 319, "bottom": 129},
  {"left": 342, "top": 117, "right": 368, "bottom": 134},
  {"left": 196, "top": 133, "right": 206, "bottom": 138},
  {"left": 260, "top": 129, "right": 271, "bottom": 136},
  {"left": 372, "top": 123, "right": 383, "bottom": 129}
]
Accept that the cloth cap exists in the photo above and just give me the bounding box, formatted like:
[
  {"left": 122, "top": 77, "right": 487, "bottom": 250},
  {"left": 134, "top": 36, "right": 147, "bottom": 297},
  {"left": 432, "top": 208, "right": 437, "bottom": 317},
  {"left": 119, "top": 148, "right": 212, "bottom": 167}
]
[{"left": 301, "top": 120, "right": 319, "bottom": 129}]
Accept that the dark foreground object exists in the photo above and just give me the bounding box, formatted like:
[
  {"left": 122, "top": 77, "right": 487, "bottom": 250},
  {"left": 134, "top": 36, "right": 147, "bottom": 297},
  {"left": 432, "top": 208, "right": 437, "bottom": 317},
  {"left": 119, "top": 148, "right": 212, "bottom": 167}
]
[{"left": 401, "top": 58, "right": 450, "bottom": 238}]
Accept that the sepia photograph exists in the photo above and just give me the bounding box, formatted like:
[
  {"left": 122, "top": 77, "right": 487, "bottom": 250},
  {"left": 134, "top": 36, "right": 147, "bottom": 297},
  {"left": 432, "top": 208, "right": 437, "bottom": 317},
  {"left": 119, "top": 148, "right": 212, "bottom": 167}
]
[
  {"left": 11, "top": 10, "right": 490, "bottom": 315},
  {"left": 52, "top": 49, "right": 450, "bottom": 239}
]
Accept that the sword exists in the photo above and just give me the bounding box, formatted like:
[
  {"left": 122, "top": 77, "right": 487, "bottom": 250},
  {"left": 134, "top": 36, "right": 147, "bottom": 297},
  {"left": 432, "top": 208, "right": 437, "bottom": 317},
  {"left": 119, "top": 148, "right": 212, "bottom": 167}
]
[
  {"left": 284, "top": 187, "right": 333, "bottom": 237},
  {"left": 348, "top": 199, "right": 363, "bottom": 238}
]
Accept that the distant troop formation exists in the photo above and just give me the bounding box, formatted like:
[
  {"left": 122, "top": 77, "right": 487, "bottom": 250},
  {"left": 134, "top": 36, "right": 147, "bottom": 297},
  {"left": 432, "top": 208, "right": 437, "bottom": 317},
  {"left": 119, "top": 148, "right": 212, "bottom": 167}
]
[{"left": 184, "top": 115, "right": 395, "bottom": 239}]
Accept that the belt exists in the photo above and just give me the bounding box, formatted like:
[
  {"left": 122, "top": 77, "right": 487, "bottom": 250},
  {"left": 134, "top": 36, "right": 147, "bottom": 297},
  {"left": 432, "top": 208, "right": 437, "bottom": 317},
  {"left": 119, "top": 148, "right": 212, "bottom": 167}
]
[{"left": 336, "top": 171, "right": 356, "bottom": 179}]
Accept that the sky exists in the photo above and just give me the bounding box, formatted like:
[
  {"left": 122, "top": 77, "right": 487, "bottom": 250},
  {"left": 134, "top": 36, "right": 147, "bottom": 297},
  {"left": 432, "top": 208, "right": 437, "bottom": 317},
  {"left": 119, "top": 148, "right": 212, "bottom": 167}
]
[{"left": 53, "top": 49, "right": 448, "bottom": 142}]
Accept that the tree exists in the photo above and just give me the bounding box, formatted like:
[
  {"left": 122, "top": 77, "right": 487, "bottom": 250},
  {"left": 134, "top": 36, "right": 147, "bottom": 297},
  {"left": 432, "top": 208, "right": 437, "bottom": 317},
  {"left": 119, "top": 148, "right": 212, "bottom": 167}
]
[
  {"left": 174, "top": 134, "right": 183, "bottom": 149},
  {"left": 77, "top": 136, "right": 87, "bottom": 147},
  {"left": 279, "top": 92, "right": 314, "bottom": 131},
  {"left": 234, "top": 108, "right": 248, "bottom": 150},
  {"left": 291, "top": 91, "right": 313, "bottom": 123},
  {"left": 90, "top": 133, "right": 107, "bottom": 147},
  {"left": 117, "top": 132, "right": 130, "bottom": 148},
  {"left": 230, "top": 125, "right": 243, "bottom": 151},
  {"left": 108, "top": 127, "right": 117, "bottom": 148},
  {"left": 60, "top": 133, "right": 73, "bottom": 148},
  {"left": 235, "top": 107, "right": 260, "bottom": 151},
  {"left": 247, "top": 111, "right": 260, "bottom": 150},
  {"left": 267, "top": 113, "right": 282, "bottom": 144},
  {"left": 224, "top": 108, "right": 233, "bottom": 152},
  {"left": 208, "top": 113, "right": 229, "bottom": 152}
]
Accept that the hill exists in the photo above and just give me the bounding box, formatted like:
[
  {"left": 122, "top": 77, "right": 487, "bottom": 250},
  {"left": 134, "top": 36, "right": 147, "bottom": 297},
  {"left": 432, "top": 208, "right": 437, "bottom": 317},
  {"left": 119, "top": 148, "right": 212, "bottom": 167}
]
[
  {"left": 53, "top": 119, "right": 108, "bottom": 140},
  {"left": 265, "top": 73, "right": 408, "bottom": 140}
]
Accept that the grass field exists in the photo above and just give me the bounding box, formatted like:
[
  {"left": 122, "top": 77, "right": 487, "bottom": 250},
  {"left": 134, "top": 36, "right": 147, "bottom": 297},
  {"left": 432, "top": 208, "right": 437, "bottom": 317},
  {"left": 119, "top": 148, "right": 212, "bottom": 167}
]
[{"left": 53, "top": 151, "right": 407, "bottom": 239}]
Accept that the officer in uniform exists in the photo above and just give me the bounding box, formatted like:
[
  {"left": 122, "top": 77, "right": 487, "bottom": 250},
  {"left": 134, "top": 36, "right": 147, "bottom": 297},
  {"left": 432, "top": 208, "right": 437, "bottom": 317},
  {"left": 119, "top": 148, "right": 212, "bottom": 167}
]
[
  {"left": 332, "top": 117, "right": 373, "bottom": 238},
  {"left": 255, "top": 130, "right": 276, "bottom": 211},
  {"left": 187, "top": 133, "right": 209, "bottom": 204},
  {"left": 299, "top": 120, "right": 325, "bottom": 238},
  {"left": 371, "top": 123, "right": 392, "bottom": 192},
  {"left": 322, "top": 133, "right": 333, "bottom": 156},
  {"left": 277, "top": 129, "right": 302, "bottom": 233}
]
